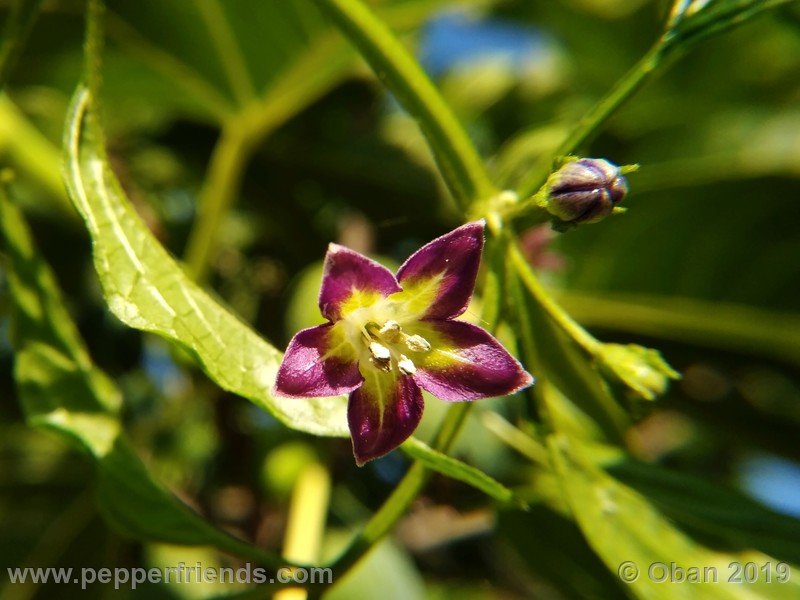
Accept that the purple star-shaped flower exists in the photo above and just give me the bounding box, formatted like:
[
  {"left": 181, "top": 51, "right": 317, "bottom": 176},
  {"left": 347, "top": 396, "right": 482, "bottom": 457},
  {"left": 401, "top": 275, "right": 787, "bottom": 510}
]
[{"left": 274, "top": 221, "right": 533, "bottom": 465}]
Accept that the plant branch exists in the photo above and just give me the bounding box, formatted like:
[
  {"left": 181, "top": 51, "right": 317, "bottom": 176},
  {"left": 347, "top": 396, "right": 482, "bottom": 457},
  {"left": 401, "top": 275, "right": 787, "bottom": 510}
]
[
  {"left": 328, "top": 402, "right": 473, "bottom": 576},
  {"left": 516, "top": 42, "right": 667, "bottom": 200},
  {"left": 514, "top": 0, "right": 795, "bottom": 202},
  {"left": 508, "top": 242, "right": 600, "bottom": 356},
  {"left": 195, "top": 0, "right": 257, "bottom": 105},
  {"left": 182, "top": 37, "right": 354, "bottom": 282},
  {"left": 311, "top": 0, "right": 497, "bottom": 213},
  {"left": 183, "top": 121, "right": 253, "bottom": 282}
]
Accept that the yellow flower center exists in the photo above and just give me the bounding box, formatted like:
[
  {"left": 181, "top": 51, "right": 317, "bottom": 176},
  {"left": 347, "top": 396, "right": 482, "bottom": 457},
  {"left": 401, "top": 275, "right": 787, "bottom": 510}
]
[
  {"left": 336, "top": 295, "right": 432, "bottom": 376},
  {"left": 362, "top": 319, "right": 432, "bottom": 375}
]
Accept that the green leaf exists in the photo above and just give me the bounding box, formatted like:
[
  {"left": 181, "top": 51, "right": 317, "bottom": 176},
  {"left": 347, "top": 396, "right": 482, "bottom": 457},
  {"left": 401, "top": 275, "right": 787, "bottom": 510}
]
[
  {"left": 63, "top": 85, "right": 349, "bottom": 438},
  {"left": 545, "top": 385, "right": 800, "bottom": 600},
  {"left": 0, "top": 188, "right": 283, "bottom": 567},
  {"left": 401, "top": 437, "right": 521, "bottom": 506},
  {"left": 608, "top": 458, "right": 800, "bottom": 567},
  {"left": 106, "top": 0, "right": 335, "bottom": 119},
  {"left": 488, "top": 406, "right": 800, "bottom": 570}
]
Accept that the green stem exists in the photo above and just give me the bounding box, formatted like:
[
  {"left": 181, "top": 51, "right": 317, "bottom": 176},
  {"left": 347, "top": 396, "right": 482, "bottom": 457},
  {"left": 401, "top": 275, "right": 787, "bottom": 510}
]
[
  {"left": 311, "top": 0, "right": 497, "bottom": 213},
  {"left": 508, "top": 241, "right": 600, "bottom": 356},
  {"left": 669, "top": 0, "right": 797, "bottom": 49},
  {"left": 506, "top": 237, "right": 630, "bottom": 440},
  {"left": 195, "top": 0, "right": 256, "bottom": 105},
  {"left": 481, "top": 411, "right": 548, "bottom": 467},
  {"left": 560, "top": 291, "right": 800, "bottom": 367},
  {"left": 182, "top": 33, "right": 356, "bottom": 282},
  {"left": 513, "top": 0, "right": 795, "bottom": 203},
  {"left": 329, "top": 402, "right": 473, "bottom": 576},
  {"left": 183, "top": 122, "right": 252, "bottom": 282},
  {"left": 516, "top": 41, "right": 667, "bottom": 200}
]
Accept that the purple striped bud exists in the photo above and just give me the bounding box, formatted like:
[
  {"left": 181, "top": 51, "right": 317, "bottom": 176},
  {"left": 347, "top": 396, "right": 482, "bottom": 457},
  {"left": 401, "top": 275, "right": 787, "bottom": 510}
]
[{"left": 545, "top": 158, "right": 628, "bottom": 224}]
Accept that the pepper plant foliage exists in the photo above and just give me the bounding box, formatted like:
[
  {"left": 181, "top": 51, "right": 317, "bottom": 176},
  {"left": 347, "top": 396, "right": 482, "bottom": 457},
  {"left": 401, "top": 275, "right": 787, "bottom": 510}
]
[{"left": 1, "top": 0, "right": 800, "bottom": 597}]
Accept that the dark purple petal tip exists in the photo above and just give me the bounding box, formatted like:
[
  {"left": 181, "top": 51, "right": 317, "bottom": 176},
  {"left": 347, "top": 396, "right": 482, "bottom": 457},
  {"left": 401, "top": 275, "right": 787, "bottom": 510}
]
[
  {"left": 274, "top": 325, "right": 362, "bottom": 398},
  {"left": 348, "top": 375, "right": 424, "bottom": 466},
  {"left": 396, "top": 221, "right": 485, "bottom": 320},
  {"left": 319, "top": 244, "right": 401, "bottom": 322}
]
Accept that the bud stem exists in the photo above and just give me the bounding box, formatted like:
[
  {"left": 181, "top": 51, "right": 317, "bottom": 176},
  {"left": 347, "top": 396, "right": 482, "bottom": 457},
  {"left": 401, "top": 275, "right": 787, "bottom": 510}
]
[
  {"left": 515, "top": 41, "right": 668, "bottom": 202},
  {"left": 508, "top": 242, "right": 601, "bottom": 356}
]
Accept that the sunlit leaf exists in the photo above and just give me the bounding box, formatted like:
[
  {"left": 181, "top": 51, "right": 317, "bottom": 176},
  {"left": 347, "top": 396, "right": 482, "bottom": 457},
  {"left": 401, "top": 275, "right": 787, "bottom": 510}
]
[
  {"left": 547, "top": 428, "right": 800, "bottom": 597},
  {"left": 63, "top": 86, "right": 349, "bottom": 438},
  {"left": 609, "top": 457, "right": 800, "bottom": 567},
  {"left": 0, "top": 189, "right": 282, "bottom": 566}
]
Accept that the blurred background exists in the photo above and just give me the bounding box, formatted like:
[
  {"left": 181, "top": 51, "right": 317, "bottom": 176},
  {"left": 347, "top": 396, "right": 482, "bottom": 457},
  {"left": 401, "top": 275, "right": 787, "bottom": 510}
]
[{"left": 1, "top": 0, "right": 800, "bottom": 597}]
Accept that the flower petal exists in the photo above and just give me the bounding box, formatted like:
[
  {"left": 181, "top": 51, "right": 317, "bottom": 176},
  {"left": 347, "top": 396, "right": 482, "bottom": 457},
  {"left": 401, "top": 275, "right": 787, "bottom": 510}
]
[
  {"left": 410, "top": 321, "right": 533, "bottom": 401},
  {"left": 348, "top": 371, "right": 424, "bottom": 466},
  {"left": 395, "top": 221, "right": 484, "bottom": 320},
  {"left": 319, "top": 244, "right": 401, "bottom": 322},
  {"left": 274, "top": 324, "right": 362, "bottom": 398}
]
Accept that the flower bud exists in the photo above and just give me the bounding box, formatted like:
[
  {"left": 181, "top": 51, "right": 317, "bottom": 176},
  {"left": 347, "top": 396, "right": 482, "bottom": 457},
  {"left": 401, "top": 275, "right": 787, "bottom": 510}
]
[
  {"left": 596, "top": 343, "right": 679, "bottom": 401},
  {"left": 545, "top": 158, "right": 628, "bottom": 224}
]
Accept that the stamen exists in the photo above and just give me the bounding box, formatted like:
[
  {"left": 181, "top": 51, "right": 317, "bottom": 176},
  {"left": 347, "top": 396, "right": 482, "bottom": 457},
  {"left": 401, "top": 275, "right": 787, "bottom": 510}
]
[
  {"left": 369, "top": 341, "right": 393, "bottom": 372},
  {"left": 378, "top": 320, "right": 402, "bottom": 343},
  {"left": 397, "top": 354, "right": 416, "bottom": 375},
  {"left": 379, "top": 320, "right": 400, "bottom": 335},
  {"left": 369, "top": 341, "right": 391, "bottom": 362},
  {"left": 404, "top": 334, "right": 431, "bottom": 353}
]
